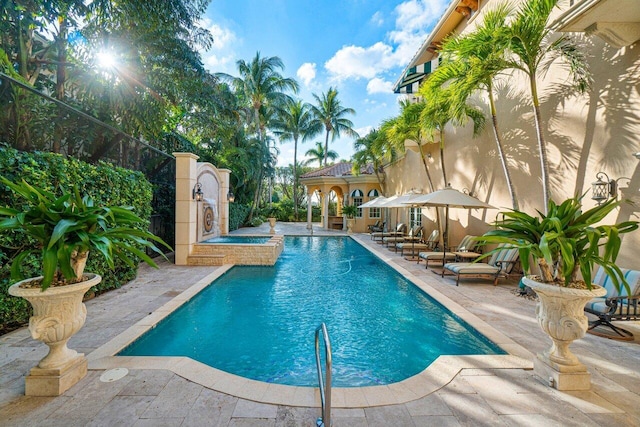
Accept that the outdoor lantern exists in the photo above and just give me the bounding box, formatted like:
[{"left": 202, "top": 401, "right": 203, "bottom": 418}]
[
  {"left": 591, "top": 172, "right": 616, "bottom": 205},
  {"left": 227, "top": 191, "right": 235, "bottom": 203},
  {"left": 192, "top": 182, "right": 204, "bottom": 201}
]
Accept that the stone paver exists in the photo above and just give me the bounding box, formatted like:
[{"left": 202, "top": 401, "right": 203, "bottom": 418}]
[{"left": 1, "top": 223, "right": 639, "bottom": 426}]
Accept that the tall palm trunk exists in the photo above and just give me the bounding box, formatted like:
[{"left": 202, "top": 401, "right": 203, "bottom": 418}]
[
  {"left": 439, "top": 130, "right": 447, "bottom": 186},
  {"left": 417, "top": 142, "right": 436, "bottom": 193},
  {"left": 53, "top": 17, "right": 68, "bottom": 154},
  {"left": 488, "top": 85, "right": 519, "bottom": 210},
  {"left": 247, "top": 108, "right": 264, "bottom": 221},
  {"left": 418, "top": 141, "right": 444, "bottom": 250},
  {"left": 529, "top": 76, "right": 550, "bottom": 213},
  {"left": 293, "top": 135, "right": 299, "bottom": 220},
  {"left": 323, "top": 129, "right": 330, "bottom": 166}
]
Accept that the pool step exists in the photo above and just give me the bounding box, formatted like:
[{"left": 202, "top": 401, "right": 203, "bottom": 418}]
[{"left": 186, "top": 253, "right": 228, "bottom": 266}]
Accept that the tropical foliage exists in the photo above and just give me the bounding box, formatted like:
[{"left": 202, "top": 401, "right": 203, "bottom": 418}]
[
  {"left": 482, "top": 197, "right": 638, "bottom": 289},
  {"left": 0, "top": 177, "right": 170, "bottom": 290},
  {"left": 0, "top": 146, "right": 157, "bottom": 331},
  {"left": 309, "top": 87, "right": 359, "bottom": 166}
]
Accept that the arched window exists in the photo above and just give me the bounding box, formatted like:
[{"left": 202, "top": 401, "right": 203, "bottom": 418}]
[
  {"left": 367, "top": 189, "right": 381, "bottom": 218},
  {"left": 350, "top": 189, "right": 364, "bottom": 218}
]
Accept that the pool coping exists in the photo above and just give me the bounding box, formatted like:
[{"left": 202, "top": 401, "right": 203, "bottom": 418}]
[{"left": 88, "top": 235, "right": 534, "bottom": 408}]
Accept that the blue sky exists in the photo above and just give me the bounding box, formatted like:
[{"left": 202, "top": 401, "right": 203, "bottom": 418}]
[{"left": 200, "top": 0, "right": 450, "bottom": 166}]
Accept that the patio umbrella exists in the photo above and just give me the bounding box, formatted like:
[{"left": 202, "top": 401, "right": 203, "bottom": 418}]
[
  {"left": 381, "top": 191, "right": 424, "bottom": 257},
  {"left": 407, "top": 186, "right": 496, "bottom": 266},
  {"left": 359, "top": 196, "right": 387, "bottom": 208}
]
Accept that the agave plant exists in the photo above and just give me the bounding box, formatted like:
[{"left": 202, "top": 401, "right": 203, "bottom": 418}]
[
  {"left": 0, "top": 176, "right": 171, "bottom": 290},
  {"left": 481, "top": 196, "right": 638, "bottom": 289}
]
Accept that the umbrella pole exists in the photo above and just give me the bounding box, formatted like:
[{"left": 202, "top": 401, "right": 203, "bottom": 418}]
[{"left": 441, "top": 206, "right": 449, "bottom": 277}]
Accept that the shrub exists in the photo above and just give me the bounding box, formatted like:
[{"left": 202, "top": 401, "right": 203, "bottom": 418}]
[{"left": 229, "top": 203, "right": 250, "bottom": 231}]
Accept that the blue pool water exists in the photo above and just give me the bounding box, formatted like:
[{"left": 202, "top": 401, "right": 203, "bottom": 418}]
[
  {"left": 120, "top": 237, "right": 504, "bottom": 387},
  {"left": 201, "top": 236, "right": 271, "bottom": 244}
]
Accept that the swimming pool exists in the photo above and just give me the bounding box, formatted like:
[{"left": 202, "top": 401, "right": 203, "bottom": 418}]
[{"left": 120, "top": 236, "right": 504, "bottom": 387}]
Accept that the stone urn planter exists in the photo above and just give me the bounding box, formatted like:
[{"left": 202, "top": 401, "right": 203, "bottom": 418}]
[
  {"left": 523, "top": 276, "right": 606, "bottom": 391},
  {"left": 346, "top": 218, "right": 355, "bottom": 234},
  {"left": 268, "top": 217, "right": 277, "bottom": 234},
  {"left": 9, "top": 274, "right": 102, "bottom": 396}
]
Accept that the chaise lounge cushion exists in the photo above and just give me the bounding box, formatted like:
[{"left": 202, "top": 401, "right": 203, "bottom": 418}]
[
  {"left": 443, "top": 245, "right": 519, "bottom": 285},
  {"left": 584, "top": 268, "right": 640, "bottom": 314}
]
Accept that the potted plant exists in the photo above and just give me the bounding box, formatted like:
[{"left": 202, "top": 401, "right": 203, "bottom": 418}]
[
  {"left": 481, "top": 196, "right": 638, "bottom": 390},
  {"left": 0, "top": 177, "right": 170, "bottom": 396},
  {"left": 342, "top": 204, "right": 358, "bottom": 234}
]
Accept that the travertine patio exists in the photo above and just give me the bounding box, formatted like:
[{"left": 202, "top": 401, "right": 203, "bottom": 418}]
[{"left": 1, "top": 223, "right": 639, "bottom": 426}]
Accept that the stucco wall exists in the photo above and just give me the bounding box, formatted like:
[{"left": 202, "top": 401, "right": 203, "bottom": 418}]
[{"left": 384, "top": 1, "right": 640, "bottom": 268}]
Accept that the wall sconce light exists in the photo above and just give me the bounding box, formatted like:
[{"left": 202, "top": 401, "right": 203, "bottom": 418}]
[
  {"left": 427, "top": 152, "right": 432, "bottom": 159},
  {"left": 591, "top": 172, "right": 617, "bottom": 205},
  {"left": 462, "top": 188, "right": 474, "bottom": 197},
  {"left": 227, "top": 191, "right": 235, "bottom": 203},
  {"left": 635, "top": 152, "right": 640, "bottom": 160},
  {"left": 192, "top": 182, "right": 204, "bottom": 202}
]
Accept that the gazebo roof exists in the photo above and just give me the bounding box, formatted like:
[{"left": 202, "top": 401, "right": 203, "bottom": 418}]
[{"left": 300, "top": 162, "right": 374, "bottom": 178}]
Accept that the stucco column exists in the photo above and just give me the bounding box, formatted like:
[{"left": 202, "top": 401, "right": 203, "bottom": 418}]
[
  {"left": 322, "top": 192, "right": 329, "bottom": 229},
  {"left": 306, "top": 190, "right": 313, "bottom": 234},
  {"left": 218, "top": 168, "right": 231, "bottom": 235},
  {"left": 174, "top": 152, "right": 199, "bottom": 265}
]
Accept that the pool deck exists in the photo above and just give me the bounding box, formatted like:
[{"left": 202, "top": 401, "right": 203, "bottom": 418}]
[{"left": 2, "top": 222, "right": 640, "bottom": 426}]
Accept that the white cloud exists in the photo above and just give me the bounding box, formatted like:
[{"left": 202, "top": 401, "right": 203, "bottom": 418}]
[
  {"left": 296, "top": 62, "right": 317, "bottom": 87},
  {"left": 198, "top": 18, "right": 240, "bottom": 74},
  {"left": 325, "top": 42, "right": 394, "bottom": 80},
  {"left": 370, "top": 11, "right": 384, "bottom": 26},
  {"left": 355, "top": 126, "right": 374, "bottom": 138},
  {"left": 366, "top": 78, "right": 394, "bottom": 94},
  {"left": 324, "top": 0, "right": 448, "bottom": 81}
]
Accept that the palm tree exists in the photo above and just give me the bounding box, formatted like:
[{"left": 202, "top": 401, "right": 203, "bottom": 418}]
[
  {"left": 351, "top": 129, "right": 387, "bottom": 194},
  {"left": 427, "top": 3, "right": 520, "bottom": 210},
  {"left": 384, "top": 100, "right": 436, "bottom": 194},
  {"left": 418, "top": 85, "right": 485, "bottom": 186},
  {"left": 507, "top": 0, "right": 590, "bottom": 212},
  {"left": 309, "top": 87, "right": 359, "bottom": 166},
  {"left": 224, "top": 52, "right": 299, "bottom": 219},
  {"left": 272, "top": 98, "right": 315, "bottom": 219},
  {"left": 304, "top": 142, "right": 338, "bottom": 168}
]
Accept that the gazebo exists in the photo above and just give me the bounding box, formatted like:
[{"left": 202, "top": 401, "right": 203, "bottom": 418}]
[{"left": 300, "top": 162, "right": 382, "bottom": 233}]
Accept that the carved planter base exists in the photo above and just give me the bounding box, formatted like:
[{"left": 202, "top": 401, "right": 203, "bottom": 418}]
[
  {"left": 346, "top": 219, "right": 355, "bottom": 234},
  {"left": 523, "top": 276, "right": 606, "bottom": 390},
  {"left": 9, "top": 274, "right": 102, "bottom": 396},
  {"left": 268, "top": 217, "right": 277, "bottom": 234}
]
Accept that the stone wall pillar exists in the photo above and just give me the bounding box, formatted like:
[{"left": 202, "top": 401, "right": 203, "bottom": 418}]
[
  {"left": 322, "top": 192, "right": 329, "bottom": 229},
  {"left": 174, "top": 152, "right": 199, "bottom": 265},
  {"left": 306, "top": 190, "right": 313, "bottom": 233},
  {"left": 218, "top": 168, "right": 231, "bottom": 235}
]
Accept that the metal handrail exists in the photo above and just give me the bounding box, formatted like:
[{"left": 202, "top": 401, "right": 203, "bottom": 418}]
[{"left": 315, "top": 323, "right": 332, "bottom": 427}]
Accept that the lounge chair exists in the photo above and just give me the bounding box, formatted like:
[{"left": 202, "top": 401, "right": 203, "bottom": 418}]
[
  {"left": 396, "top": 230, "right": 439, "bottom": 256},
  {"left": 368, "top": 220, "right": 384, "bottom": 233},
  {"left": 382, "top": 225, "right": 422, "bottom": 248},
  {"left": 371, "top": 223, "right": 406, "bottom": 242},
  {"left": 442, "top": 244, "right": 519, "bottom": 286},
  {"left": 417, "top": 235, "right": 478, "bottom": 269},
  {"left": 585, "top": 267, "right": 640, "bottom": 340}
]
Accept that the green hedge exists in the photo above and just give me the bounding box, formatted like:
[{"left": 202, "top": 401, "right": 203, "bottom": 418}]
[
  {"left": 229, "top": 203, "right": 250, "bottom": 231},
  {"left": 0, "top": 145, "right": 154, "bottom": 333}
]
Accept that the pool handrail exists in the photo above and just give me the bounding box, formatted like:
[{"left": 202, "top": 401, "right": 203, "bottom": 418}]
[{"left": 315, "top": 323, "right": 332, "bottom": 427}]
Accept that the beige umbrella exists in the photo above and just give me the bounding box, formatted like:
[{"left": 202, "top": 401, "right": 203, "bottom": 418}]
[
  {"left": 407, "top": 186, "right": 496, "bottom": 264},
  {"left": 359, "top": 196, "right": 387, "bottom": 208}
]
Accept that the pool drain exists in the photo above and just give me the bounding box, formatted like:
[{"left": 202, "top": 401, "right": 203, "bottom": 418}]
[{"left": 100, "top": 368, "right": 129, "bottom": 382}]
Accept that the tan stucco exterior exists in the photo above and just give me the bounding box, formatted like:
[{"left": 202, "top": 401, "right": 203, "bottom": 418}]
[
  {"left": 387, "top": 0, "right": 640, "bottom": 268},
  {"left": 300, "top": 163, "right": 383, "bottom": 233}
]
